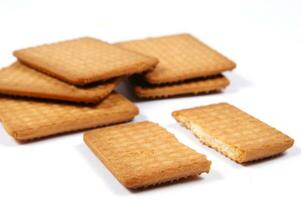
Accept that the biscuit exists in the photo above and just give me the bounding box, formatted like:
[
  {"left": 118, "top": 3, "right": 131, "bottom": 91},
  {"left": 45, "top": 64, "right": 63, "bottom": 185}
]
[
  {"left": 0, "top": 62, "right": 120, "bottom": 103},
  {"left": 172, "top": 103, "right": 294, "bottom": 163},
  {"left": 14, "top": 37, "right": 158, "bottom": 85},
  {"left": 131, "top": 74, "right": 229, "bottom": 98},
  {"left": 116, "top": 33, "right": 236, "bottom": 84},
  {"left": 0, "top": 92, "right": 138, "bottom": 141},
  {"left": 84, "top": 121, "right": 211, "bottom": 189}
]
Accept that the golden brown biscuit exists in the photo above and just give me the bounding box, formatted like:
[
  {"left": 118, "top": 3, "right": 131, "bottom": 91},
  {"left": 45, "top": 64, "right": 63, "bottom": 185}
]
[
  {"left": 0, "top": 92, "right": 138, "bottom": 141},
  {"left": 173, "top": 103, "right": 294, "bottom": 163},
  {"left": 116, "top": 33, "right": 236, "bottom": 84},
  {"left": 84, "top": 121, "right": 211, "bottom": 189},
  {"left": 131, "top": 74, "right": 229, "bottom": 98},
  {"left": 0, "top": 62, "right": 120, "bottom": 103},
  {"left": 14, "top": 37, "right": 158, "bottom": 85}
]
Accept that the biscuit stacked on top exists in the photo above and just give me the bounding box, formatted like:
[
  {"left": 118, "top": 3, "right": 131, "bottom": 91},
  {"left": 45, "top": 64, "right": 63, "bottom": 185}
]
[
  {"left": 0, "top": 37, "right": 158, "bottom": 141},
  {"left": 116, "top": 33, "right": 236, "bottom": 98},
  {"left": 0, "top": 34, "right": 235, "bottom": 141}
]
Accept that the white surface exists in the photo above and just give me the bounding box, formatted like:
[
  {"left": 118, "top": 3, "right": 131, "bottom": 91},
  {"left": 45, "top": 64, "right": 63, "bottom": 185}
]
[{"left": 0, "top": 0, "right": 300, "bottom": 199}]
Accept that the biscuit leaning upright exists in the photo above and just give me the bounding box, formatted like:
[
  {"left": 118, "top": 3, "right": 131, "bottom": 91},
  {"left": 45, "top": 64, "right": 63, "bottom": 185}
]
[
  {"left": 14, "top": 37, "right": 158, "bottom": 85},
  {"left": 84, "top": 121, "right": 211, "bottom": 189},
  {"left": 172, "top": 103, "right": 294, "bottom": 163}
]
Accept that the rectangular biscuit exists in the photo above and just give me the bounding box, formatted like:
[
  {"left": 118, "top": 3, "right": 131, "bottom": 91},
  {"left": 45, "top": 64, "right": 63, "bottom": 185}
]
[
  {"left": 172, "top": 103, "right": 294, "bottom": 163},
  {"left": 14, "top": 37, "right": 158, "bottom": 85},
  {"left": 116, "top": 33, "right": 236, "bottom": 84},
  {"left": 0, "top": 92, "right": 138, "bottom": 141},
  {"left": 131, "top": 74, "right": 229, "bottom": 99},
  {"left": 0, "top": 62, "right": 120, "bottom": 103},
  {"left": 84, "top": 121, "right": 211, "bottom": 189}
]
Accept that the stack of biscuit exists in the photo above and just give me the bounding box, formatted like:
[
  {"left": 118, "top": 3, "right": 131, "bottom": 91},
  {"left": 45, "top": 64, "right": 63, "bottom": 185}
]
[
  {"left": 0, "top": 33, "right": 237, "bottom": 142},
  {"left": 116, "top": 33, "right": 236, "bottom": 98},
  {"left": 0, "top": 37, "right": 158, "bottom": 141},
  {"left": 0, "top": 34, "right": 295, "bottom": 189}
]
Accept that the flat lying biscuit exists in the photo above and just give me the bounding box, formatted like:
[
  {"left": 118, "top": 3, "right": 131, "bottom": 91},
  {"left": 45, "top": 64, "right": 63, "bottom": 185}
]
[
  {"left": 0, "top": 92, "right": 138, "bottom": 141},
  {"left": 14, "top": 37, "right": 158, "bottom": 85},
  {"left": 173, "top": 103, "right": 294, "bottom": 163},
  {"left": 84, "top": 121, "right": 211, "bottom": 189},
  {"left": 0, "top": 62, "right": 120, "bottom": 103},
  {"left": 116, "top": 33, "right": 236, "bottom": 84},
  {"left": 131, "top": 74, "right": 229, "bottom": 98}
]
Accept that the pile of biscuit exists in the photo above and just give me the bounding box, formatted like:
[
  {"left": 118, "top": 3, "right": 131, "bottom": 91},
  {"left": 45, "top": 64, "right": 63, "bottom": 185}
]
[{"left": 0, "top": 34, "right": 294, "bottom": 189}]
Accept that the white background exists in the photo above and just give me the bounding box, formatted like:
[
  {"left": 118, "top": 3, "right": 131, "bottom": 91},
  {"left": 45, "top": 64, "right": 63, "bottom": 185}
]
[{"left": 0, "top": 0, "right": 300, "bottom": 199}]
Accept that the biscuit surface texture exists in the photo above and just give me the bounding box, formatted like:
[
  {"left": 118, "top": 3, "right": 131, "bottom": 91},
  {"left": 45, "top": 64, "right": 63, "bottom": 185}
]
[
  {"left": 0, "top": 62, "right": 119, "bottom": 103},
  {"left": 14, "top": 37, "right": 158, "bottom": 85},
  {"left": 131, "top": 74, "right": 229, "bottom": 98},
  {"left": 173, "top": 103, "right": 294, "bottom": 163},
  {"left": 117, "top": 34, "right": 236, "bottom": 84},
  {"left": 0, "top": 92, "right": 138, "bottom": 141},
  {"left": 84, "top": 121, "right": 211, "bottom": 189}
]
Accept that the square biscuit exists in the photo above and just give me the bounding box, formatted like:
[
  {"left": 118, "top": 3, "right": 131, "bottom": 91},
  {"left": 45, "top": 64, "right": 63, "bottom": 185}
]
[
  {"left": 0, "top": 92, "right": 138, "bottom": 141},
  {"left": 116, "top": 33, "right": 236, "bottom": 84},
  {"left": 131, "top": 74, "right": 229, "bottom": 99},
  {"left": 0, "top": 62, "right": 120, "bottom": 103},
  {"left": 84, "top": 121, "right": 211, "bottom": 189},
  {"left": 173, "top": 103, "right": 294, "bottom": 163},
  {"left": 14, "top": 37, "right": 158, "bottom": 85}
]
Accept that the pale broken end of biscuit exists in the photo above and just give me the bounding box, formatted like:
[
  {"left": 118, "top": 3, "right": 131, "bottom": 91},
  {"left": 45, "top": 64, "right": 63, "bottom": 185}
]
[
  {"left": 172, "top": 103, "right": 294, "bottom": 163},
  {"left": 172, "top": 111, "right": 245, "bottom": 163},
  {"left": 83, "top": 121, "right": 211, "bottom": 189}
]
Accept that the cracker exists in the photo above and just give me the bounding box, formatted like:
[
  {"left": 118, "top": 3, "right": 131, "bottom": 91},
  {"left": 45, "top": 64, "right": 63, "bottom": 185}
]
[
  {"left": 172, "top": 103, "right": 294, "bottom": 163},
  {"left": 14, "top": 37, "right": 158, "bottom": 85},
  {"left": 84, "top": 121, "right": 211, "bottom": 189},
  {"left": 116, "top": 33, "right": 236, "bottom": 84},
  {"left": 0, "top": 92, "right": 138, "bottom": 141},
  {"left": 131, "top": 74, "right": 229, "bottom": 99},
  {"left": 0, "top": 62, "right": 120, "bottom": 103}
]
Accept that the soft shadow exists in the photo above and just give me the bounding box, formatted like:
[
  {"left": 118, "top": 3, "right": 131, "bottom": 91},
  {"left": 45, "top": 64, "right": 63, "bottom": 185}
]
[
  {"left": 225, "top": 71, "right": 252, "bottom": 93},
  {"left": 133, "top": 113, "right": 148, "bottom": 121},
  {"left": 131, "top": 176, "right": 201, "bottom": 193},
  {"left": 76, "top": 144, "right": 130, "bottom": 196},
  {"left": 0, "top": 124, "right": 18, "bottom": 146},
  {"left": 115, "top": 77, "right": 141, "bottom": 102}
]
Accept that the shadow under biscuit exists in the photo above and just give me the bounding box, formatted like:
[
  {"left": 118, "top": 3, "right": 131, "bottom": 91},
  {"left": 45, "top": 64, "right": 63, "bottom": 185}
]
[
  {"left": 115, "top": 77, "right": 142, "bottom": 102},
  {"left": 76, "top": 144, "right": 130, "bottom": 196},
  {"left": 224, "top": 71, "right": 252, "bottom": 94},
  {"left": 0, "top": 124, "right": 18, "bottom": 146}
]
